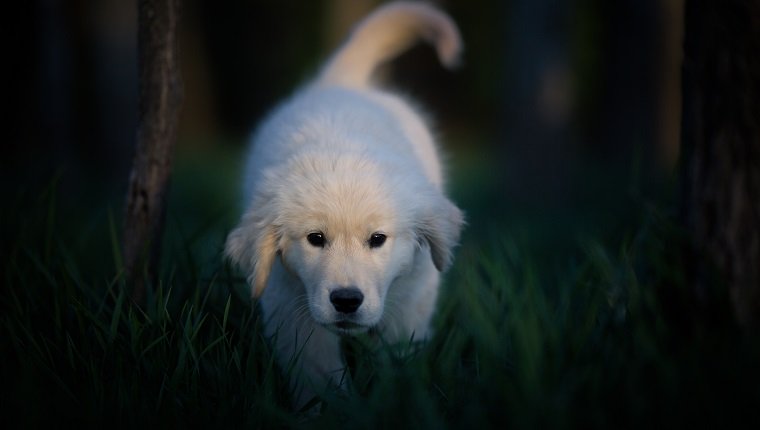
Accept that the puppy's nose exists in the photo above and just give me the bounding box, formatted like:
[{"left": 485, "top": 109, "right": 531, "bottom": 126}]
[{"left": 330, "top": 288, "right": 364, "bottom": 314}]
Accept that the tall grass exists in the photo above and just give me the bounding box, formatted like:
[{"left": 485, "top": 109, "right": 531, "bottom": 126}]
[
  {"left": 2, "top": 173, "right": 759, "bottom": 428},
  {"left": 1, "top": 202, "right": 290, "bottom": 426}
]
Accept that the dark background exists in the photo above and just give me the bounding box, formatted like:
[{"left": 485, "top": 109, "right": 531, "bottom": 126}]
[
  {"left": 5, "top": 1, "right": 760, "bottom": 426},
  {"left": 6, "top": 0, "right": 683, "bottom": 244}
]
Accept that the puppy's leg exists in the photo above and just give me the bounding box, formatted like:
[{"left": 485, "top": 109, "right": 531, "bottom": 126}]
[
  {"left": 266, "top": 314, "right": 344, "bottom": 410},
  {"left": 260, "top": 264, "right": 346, "bottom": 410},
  {"left": 293, "top": 326, "right": 345, "bottom": 409}
]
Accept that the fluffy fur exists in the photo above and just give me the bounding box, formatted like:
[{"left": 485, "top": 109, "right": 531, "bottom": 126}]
[{"left": 225, "top": 1, "right": 464, "bottom": 407}]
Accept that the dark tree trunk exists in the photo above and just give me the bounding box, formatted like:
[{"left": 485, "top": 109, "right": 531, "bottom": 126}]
[
  {"left": 123, "top": 0, "right": 182, "bottom": 302},
  {"left": 680, "top": 0, "right": 760, "bottom": 326}
]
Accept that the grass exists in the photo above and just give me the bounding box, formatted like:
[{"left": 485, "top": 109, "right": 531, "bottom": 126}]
[{"left": 2, "top": 153, "right": 759, "bottom": 428}]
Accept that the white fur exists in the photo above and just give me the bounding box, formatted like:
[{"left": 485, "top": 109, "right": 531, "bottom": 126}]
[{"left": 225, "top": 1, "right": 464, "bottom": 408}]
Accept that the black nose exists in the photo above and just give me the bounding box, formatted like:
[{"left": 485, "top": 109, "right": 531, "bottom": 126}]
[{"left": 330, "top": 288, "right": 364, "bottom": 314}]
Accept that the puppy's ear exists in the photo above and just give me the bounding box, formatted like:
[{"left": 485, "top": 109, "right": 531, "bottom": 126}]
[
  {"left": 225, "top": 207, "right": 279, "bottom": 298},
  {"left": 416, "top": 196, "right": 464, "bottom": 272}
]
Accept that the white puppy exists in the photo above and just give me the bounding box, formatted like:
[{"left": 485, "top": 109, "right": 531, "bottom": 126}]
[{"left": 225, "top": 1, "right": 464, "bottom": 407}]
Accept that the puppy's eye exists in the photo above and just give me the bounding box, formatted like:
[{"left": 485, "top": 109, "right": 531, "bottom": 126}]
[
  {"left": 368, "top": 233, "right": 387, "bottom": 248},
  {"left": 307, "top": 232, "right": 326, "bottom": 248}
]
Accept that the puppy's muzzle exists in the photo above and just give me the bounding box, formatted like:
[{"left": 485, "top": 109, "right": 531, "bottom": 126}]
[{"left": 330, "top": 288, "right": 364, "bottom": 314}]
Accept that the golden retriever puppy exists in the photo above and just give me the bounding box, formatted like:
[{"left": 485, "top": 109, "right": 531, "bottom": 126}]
[{"left": 225, "top": 1, "right": 464, "bottom": 408}]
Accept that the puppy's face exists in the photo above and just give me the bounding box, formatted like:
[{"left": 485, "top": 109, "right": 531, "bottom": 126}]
[
  {"left": 282, "top": 214, "right": 416, "bottom": 334},
  {"left": 278, "top": 159, "right": 418, "bottom": 334},
  {"left": 225, "top": 154, "right": 463, "bottom": 335}
]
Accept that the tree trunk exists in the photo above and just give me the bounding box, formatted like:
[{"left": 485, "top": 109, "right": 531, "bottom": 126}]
[
  {"left": 680, "top": 0, "right": 760, "bottom": 327},
  {"left": 123, "top": 0, "right": 182, "bottom": 302}
]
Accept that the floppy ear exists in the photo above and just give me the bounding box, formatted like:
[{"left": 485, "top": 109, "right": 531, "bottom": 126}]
[
  {"left": 225, "top": 207, "right": 280, "bottom": 298},
  {"left": 416, "top": 196, "right": 465, "bottom": 272}
]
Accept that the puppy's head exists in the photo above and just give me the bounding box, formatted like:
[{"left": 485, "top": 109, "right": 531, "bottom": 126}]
[{"left": 225, "top": 153, "right": 463, "bottom": 334}]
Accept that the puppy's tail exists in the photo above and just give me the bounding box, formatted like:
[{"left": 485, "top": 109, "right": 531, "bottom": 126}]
[{"left": 317, "top": 1, "right": 462, "bottom": 88}]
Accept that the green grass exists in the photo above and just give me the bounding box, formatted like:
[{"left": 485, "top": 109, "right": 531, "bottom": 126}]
[{"left": 2, "top": 156, "right": 759, "bottom": 428}]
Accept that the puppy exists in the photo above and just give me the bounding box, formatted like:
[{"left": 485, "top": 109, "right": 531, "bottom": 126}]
[{"left": 225, "top": 1, "right": 464, "bottom": 408}]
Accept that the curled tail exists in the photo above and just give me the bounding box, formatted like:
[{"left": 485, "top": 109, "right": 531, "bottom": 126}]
[{"left": 317, "top": 1, "right": 463, "bottom": 88}]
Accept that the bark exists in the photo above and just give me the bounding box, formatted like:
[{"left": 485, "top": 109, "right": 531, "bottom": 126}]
[
  {"left": 680, "top": 0, "right": 760, "bottom": 326},
  {"left": 656, "top": 0, "right": 684, "bottom": 169},
  {"left": 123, "top": 0, "right": 182, "bottom": 301}
]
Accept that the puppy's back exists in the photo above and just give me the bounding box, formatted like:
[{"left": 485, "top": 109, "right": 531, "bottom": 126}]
[{"left": 241, "top": 2, "right": 461, "bottom": 202}]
